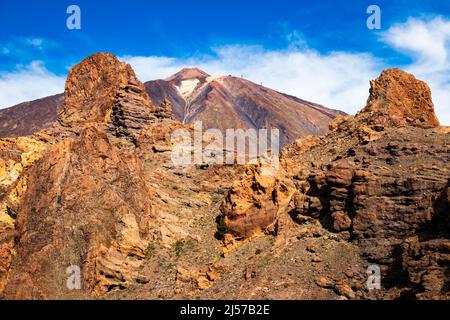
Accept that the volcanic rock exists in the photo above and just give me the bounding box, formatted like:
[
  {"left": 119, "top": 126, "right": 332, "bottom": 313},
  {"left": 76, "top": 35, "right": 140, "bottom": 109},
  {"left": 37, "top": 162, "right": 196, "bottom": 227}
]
[
  {"left": 358, "top": 68, "right": 440, "bottom": 128},
  {"left": 0, "top": 52, "right": 249, "bottom": 300},
  {"left": 219, "top": 162, "right": 295, "bottom": 240},
  {"left": 0, "top": 56, "right": 448, "bottom": 300},
  {"left": 219, "top": 68, "right": 449, "bottom": 299},
  {"left": 0, "top": 53, "right": 160, "bottom": 298}
]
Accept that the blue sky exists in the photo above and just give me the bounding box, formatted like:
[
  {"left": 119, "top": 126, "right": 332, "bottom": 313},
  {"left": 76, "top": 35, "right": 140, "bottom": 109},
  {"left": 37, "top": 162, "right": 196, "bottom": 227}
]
[{"left": 1, "top": 0, "right": 449, "bottom": 124}]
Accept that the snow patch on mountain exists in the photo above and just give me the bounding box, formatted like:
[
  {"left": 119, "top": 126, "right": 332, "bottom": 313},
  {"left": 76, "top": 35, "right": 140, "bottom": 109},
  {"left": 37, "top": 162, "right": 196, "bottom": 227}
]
[{"left": 176, "top": 79, "right": 200, "bottom": 99}]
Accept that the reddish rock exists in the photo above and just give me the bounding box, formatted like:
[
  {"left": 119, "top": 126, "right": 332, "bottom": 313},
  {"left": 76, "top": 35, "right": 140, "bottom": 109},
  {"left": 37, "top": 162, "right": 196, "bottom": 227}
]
[
  {"left": 334, "top": 281, "right": 356, "bottom": 299},
  {"left": 0, "top": 53, "right": 160, "bottom": 298},
  {"left": 358, "top": 68, "right": 440, "bottom": 128},
  {"left": 219, "top": 68, "right": 449, "bottom": 299},
  {"left": 219, "top": 163, "right": 295, "bottom": 240},
  {"left": 315, "top": 276, "right": 335, "bottom": 289},
  {"left": 0, "top": 57, "right": 448, "bottom": 301}
]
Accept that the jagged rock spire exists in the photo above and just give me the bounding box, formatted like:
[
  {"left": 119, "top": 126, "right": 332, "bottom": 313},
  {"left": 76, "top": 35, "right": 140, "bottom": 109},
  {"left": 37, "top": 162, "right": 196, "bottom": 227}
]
[
  {"left": 154, "top": 97, "right": 175, "bottom": 120},
  {"left": 357, "top": 68, "right": 440, "bottom": 128},
  {"left": 57, "top": 53, "right": 156, "bottom": 136}
]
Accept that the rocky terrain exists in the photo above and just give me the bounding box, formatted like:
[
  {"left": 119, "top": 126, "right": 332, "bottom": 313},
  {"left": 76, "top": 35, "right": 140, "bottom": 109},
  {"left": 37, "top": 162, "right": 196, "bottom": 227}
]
[
  {"left": 0, "top": 53, "right": 448, "bottom": 300},
  {"left": 220, "top": 68, "right": 449, "bottom": 300},
  {"left": 0, "top": 67, "right": 343, "bottom": 146}
]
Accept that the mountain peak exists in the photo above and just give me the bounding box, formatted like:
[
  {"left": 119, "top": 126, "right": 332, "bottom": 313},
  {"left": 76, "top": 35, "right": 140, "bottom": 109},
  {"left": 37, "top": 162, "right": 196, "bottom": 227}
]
[
  {"left": 58, "top": 52, "right": 156, "bottom": 134},
  {"left": 58, "top": 53, "right": 137, "bottom": 127},
  {"left": 165, "top": 67, "right": 210, "bottom": 82},
  {"left": 357, "top": 68, "right": 440, "bottom": 128}
]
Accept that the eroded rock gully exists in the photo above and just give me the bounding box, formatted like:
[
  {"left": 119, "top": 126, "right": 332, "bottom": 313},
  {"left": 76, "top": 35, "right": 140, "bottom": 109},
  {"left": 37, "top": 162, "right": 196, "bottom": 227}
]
[{"left": 0, "top": 56, "right": 448, "bottom": 300}]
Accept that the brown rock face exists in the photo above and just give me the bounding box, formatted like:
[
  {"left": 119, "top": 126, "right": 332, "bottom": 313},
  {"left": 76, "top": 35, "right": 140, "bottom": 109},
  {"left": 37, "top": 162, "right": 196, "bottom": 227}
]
[
  {"left": 0, "top": 53, "right": 168, "bottom": 298},
  {"left": 220, "top": 164, "right": 294, "bottom": 240},
  {"left": 358, "top": 68, "right": 440, "bottom": 128},
  {"left": 58, "top": 53, "right": 154, "bottom": 129},
  {"left": 0, "top": 52, "right": 252, "bottom": 300},
  {"left": 0, "top": 52, "right": 248, "bottom": 300},
  {"left": 220, "top": 68, "right": 449, "bottom": 299},
  {"left": 0, "top": 57, "right": 448, "bottom": 300},
  {"left": 105, "top": 78, "right": 156, "bottom": 143},
  {"left": 4, "top": 129, "right": 153, "bottom": 298},
  {"left": 154, "top": 97, "right": 175, "bottom": 120}
]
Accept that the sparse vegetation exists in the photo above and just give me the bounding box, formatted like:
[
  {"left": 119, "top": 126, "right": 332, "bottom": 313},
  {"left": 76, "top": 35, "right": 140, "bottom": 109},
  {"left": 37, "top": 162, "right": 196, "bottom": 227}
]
[
  {"left": 145, "top": 242, "right": 156, "bottom": 258},
  {"left": 215, "top": 216, "right": 229, "bottom": 239},
  {"left": 173, "top": 239, "right": 194, "bottom": 257},
  {"left": 256, "top": 254, "right": 272, "bottom": 268}
]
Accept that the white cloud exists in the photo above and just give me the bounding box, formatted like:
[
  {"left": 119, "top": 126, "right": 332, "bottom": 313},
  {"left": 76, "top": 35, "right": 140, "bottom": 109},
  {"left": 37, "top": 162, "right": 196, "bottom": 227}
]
[
  {"left": 0, "top": 61, "right": 65, "bottom": 108},
  {"left": 26, "top": 38, "right": 44, "bottom": 50},
  {"left": 121, "top": 17, "right": 450, "bottom": 125},
  {"left": 382, "top": 17, "right": 450, "bottom": 125},
  {"left": 1, "top": 17, "right": 449, "bottom": 125},
  {"left": 382, "top": 17, "right": 450, "bottom": 70},
  {"left": 122, "top": 47, "right": 382, "bottom": 115},
  {"left": 120, "top": 55, "right": 188, "bottom": 81}
]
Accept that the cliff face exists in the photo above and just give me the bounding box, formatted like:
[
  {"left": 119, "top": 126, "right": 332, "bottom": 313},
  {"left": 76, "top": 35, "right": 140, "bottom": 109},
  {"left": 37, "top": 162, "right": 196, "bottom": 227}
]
[
  {"left": 220, "top": 68, "right": 449, "bottom": 299},
  {"left": 0, "top": 53, "right": 195, "bottom": 298},
  {"left": 0, "top": 53, "right": 247, "bottom": 299},
  {"left": 360, "top": 68, "right": 440, "bottom": 128},
  {"left": 58, "top": 53, "right": 155, "bottom": 129},
  {"left": 0, "top": 54, "right": 151, "bottom": 297}
]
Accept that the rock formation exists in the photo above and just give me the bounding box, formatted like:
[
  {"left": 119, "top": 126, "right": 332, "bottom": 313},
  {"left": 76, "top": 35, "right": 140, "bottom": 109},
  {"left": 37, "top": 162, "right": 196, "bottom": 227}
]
[
  {"left": 219, "top": 68, "right": 449, "bottom": 299},
  {"left": 154, "top": 97, "right": 175, "bottom": 120},
  {"left": 359, "top": 68, "right": 440, "bottom": 128},
  {"left": 0, "top": 57, "right": 448, "bottom": 300},
  {"left": 0, "top": 53, "right": 248, "bottom": 300},
  {"left": 0, "top": 53, "right": 170, "bottom": 298}
]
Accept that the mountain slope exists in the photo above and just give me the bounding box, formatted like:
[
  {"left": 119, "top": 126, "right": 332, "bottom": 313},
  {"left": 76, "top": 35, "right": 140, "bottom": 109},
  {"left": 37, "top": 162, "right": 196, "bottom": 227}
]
[
  {"left": 145, "top": 68, "right": 344, "bottom": 146},
  {"left": 0, "top": 94, "right": 63, "bottom": 138},
  {"left": 0, "top": 67, "right": 343, "bottom": 145},
  {"left": 219, "top": 68, "right": 449, "bottom": 300}
]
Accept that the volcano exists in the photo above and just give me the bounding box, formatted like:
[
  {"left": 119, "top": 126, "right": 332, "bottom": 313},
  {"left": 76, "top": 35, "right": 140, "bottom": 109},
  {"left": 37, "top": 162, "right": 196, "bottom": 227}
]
[{"left": 0, "top": 66, "right": 343, "bottom": 146}]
